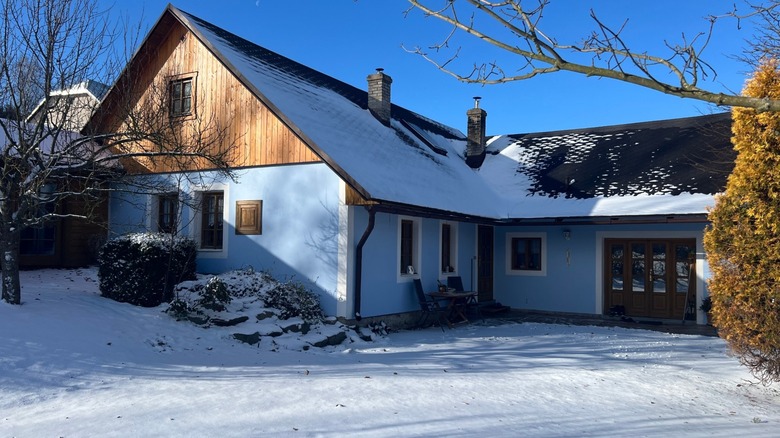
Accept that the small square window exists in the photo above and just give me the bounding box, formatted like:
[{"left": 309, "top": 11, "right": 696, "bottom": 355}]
[
  {"left": 236, "top": 200, "right": 262, "bottom": 235},
  {"left": 169, "top": 77, "right": 193, "bottom": 117},
  {"left": 506, "top": 232, "right": 546, "bottom": 276},
  {"left": 511, "top": 237, "right": 542, "bottom": 271}
]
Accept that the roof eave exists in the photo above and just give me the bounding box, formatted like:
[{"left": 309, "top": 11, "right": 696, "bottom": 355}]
[{"left": 500, "top": 213, "right": 710, "bottom": 226}]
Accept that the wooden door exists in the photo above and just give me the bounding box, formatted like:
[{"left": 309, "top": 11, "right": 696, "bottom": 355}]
[
  {"left": 605, "top": 239, "right": 695, "bottom": 319},
  {"left": 477, "top": 225, "right": 494, "bottom": 302}
]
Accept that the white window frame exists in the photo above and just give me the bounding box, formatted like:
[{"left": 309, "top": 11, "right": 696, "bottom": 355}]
[
  {"left": 397, "top": 216, "right": 421, "bottom": 282},
  {"left": 439, "top": 220, "right": 458, "bottom": 277},
  {"left": 506, "top": 232, "right": 547, "bottom": 276},
  {"left": 190, "top": 183, "right": 229, "bottom": 259},
  {"left": 148, "top": 192, "right": 180, "bottom": 234}
]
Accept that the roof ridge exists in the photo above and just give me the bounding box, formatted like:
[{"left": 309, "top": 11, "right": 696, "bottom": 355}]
[
  {"left": 173, "top": 6, "right": 462, "bottom": 138},
  {"left": 499, "top": 112, "right": 731, "bottom": 139}
]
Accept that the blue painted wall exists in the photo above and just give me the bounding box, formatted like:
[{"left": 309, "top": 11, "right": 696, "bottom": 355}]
[
  {"left": 492, "top": 222, "right": 709, "bottom": 318},
  {"left": 353, "top": 209, "right": 478, "bottom": 318},
  {"left": 108, "top": 163, "right": 342, "bottom": 315},
  {"left": 109, "top": 168, "right": 710, "bottom": 323}
]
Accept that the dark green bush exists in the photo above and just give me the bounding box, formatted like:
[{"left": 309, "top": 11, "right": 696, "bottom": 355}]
[
  {"left": 197, "top": 276, "right": 231, "bottom": 311},
  {"left": 98, "top": 232, "right": 197, "bottom": 307},
  {"left": 167, "top": 298, "right": 192, "bottom": 319},
  {"left": 264, "top": 280, "right": 323, "bottom": 322}
]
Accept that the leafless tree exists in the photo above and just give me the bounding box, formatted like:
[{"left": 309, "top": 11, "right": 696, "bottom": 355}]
[
  {"left": 0, "top": 0, "right": 236, "bottom": 305},
  {"left": 405, "top": 0, "right": 780, "bottom": 111}
]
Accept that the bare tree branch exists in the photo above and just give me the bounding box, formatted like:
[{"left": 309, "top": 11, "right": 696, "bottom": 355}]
[
  {"left": 406, "top": 0, "right": 780, "bottom": 111},
  {"left": 0, "top": 0, "right": 239, "bottom": 305}
]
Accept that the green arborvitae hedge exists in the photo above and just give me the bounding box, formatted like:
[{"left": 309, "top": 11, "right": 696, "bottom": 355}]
[{"left": 98, "top": 232, "right": 197, "bottom": 307}]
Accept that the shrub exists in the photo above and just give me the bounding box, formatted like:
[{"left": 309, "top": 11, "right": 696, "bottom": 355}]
[
  {"left": 263, "top": 280, "right": 323, "bottom": 322},
  {"left": 167, "top": 298, "right": 192, "bottom": 320},
  {"left": 98, "top": 232, "right": 197, "bottom": 307},
  {"left": 220, "top": 267, "right": 273, "bottom": 298},
  {"left": 197, "top": 276, "right": 231, "bottom": 311},
  {"left": 704, "top": 60, "right": 780, "bottom": 384}
]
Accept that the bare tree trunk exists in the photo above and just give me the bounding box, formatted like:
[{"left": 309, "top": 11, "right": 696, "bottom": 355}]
[{"left": 1, "top": 226, "right": 21, "bottom": 304}]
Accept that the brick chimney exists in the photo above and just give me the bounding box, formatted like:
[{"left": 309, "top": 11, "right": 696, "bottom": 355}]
[
  {"left": 367, "top": 68, "right": 392, "bottom": 125},
  {"left": 466, "top": 97, "right": 487, "bottom": 168}
]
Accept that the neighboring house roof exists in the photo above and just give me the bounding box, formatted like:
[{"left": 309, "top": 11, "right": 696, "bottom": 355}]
[
  {"left": 480, "top": 113, "right": 735, "bottom": 220},
  {"left": 47, "top": 80, "right": 110, "bottom": 102},
  {"left": 95, "top": 5, "right": 737, "bottom": 222},
  {"left": 27, "top": 80, "right": 110, "bottom": 131}
]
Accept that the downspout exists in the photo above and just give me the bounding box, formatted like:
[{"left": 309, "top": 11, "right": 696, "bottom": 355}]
[{"left": 353, "top": 206, "right": 376, "bottom": 321}]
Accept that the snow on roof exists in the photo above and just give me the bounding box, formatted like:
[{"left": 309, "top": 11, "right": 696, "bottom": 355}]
[
  {"left": 480, "top": 113, "right": 734, "bottom": 218},
  {"left": 177, "top": 7, "right": 505, "bottom": 218},
  {"left": 172, "top": 6, "right": 734, "bottom": 221},
  {"left": 48, "top": 80, "right": 110, "bottom": 100}
]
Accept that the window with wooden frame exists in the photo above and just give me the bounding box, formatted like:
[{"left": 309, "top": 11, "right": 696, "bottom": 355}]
[
  {"left": 440, "top": 221, "right": 458, "bottom": 273},
  {"left": 506, "top": 232, "right": 547, "bottom": 276},
  {"left": 398, "top": 217, "right": 421, "bottom": 277},
  {"left": 169, "top": 76, "right": 194, "bottom": 117},
  {"left": 19, "top": 184, "right": 57, "bottom": 256},
  {"left": 200, "top": 191, "right": 224, "bottom": 249},
  {"left": 511, "top": 237, "right": 542, "bottom": 271},
  {"left": 20, "top": 221, "right": 56, "bottom": 255},
  {"left": 235, "top": 200, "right": 262, "bottom": 235},
  {"left": 156, "top": 194, "right": 178, "bottom": 234}
]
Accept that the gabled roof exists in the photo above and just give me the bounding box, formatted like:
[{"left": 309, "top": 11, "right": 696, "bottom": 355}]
[
  {"left": 167, "top": 5, "right": 506, "bottom": 219},
  {"left": 480, "top": 113, "right": 734, "bottom": 220},
  {"left": 93, "top": 4, "right": 736, "bottom": 222}
]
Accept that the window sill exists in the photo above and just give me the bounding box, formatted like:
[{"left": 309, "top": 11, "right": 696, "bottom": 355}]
[
  {"left": 169, "top": 112, "right": 196, "bottom": 121},
  {"left": 507, "top": 268, "right": 546, "bottom": 277},
  {"left": 397, "top": 273, "right": 420, "bottom": 282}
]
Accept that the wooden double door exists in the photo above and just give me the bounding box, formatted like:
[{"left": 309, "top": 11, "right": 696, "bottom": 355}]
[{"left": 604, "top": 239, "right": 695, "bottom": 319}]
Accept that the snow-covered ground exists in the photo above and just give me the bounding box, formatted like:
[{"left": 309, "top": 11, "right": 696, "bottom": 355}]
[{"left": 2, "top": 268, "right": 779, "bottom": 437}]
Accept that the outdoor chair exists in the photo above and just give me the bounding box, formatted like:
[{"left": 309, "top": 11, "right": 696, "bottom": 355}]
[
  {"left": 414, "top": 279, "right": 448, "bottom": 331},
  {"left": 446, "top": 276, "right": 465, "bottom": 292}
]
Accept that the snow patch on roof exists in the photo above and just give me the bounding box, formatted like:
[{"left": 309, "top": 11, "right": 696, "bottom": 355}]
[
  {"left": 175, "top": 7, "right": 731, "bottom": 221},
  {"left": 183, "top": 10, "right": 505, "bottom": 218}
]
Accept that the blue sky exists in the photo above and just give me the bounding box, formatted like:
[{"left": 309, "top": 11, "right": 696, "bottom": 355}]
[{"left": 106, "top": 1, "right": 760, "bottom": 136}]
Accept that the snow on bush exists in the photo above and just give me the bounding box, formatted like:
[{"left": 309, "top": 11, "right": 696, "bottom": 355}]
[
  {"left": 263, "top": 280, "right": 323, "bottom": 323},
  {"left": 169, "top": 268, "right": 322, "bottom": 323},
  {"left": 165, "top": 269, "right": 370, "bottom": 350},
  {"left": 98, "top": 232, "right": 197, "bottom": 307}
]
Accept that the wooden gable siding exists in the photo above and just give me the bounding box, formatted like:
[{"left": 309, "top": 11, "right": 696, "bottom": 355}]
[
  {"left": 110, "top": 19, "right": 320, "bottom": 173},
  {"left": 345, "top": 184, "right": 375, "bottom": 206}
]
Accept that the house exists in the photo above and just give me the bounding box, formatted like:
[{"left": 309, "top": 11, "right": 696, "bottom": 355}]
[
  {"left": 87, "top": 5, "right": 734, "bottom": 325},
  {"left": 0, "top": 119, "right": 109, "bottom": 269},
  {"left": 6, "top": 80, "right": 111, "bottom": 269},
  {"left": 27, "top": 80, "right": 109, "bottom": 131}
]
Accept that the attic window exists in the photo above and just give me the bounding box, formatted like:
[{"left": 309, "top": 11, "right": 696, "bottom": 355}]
[
  {"left": 169, "top": 76, "right": 194, "bottom": 117},
  {"left": 400, "top": 120, "right": 448, "bottom": 156}
]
